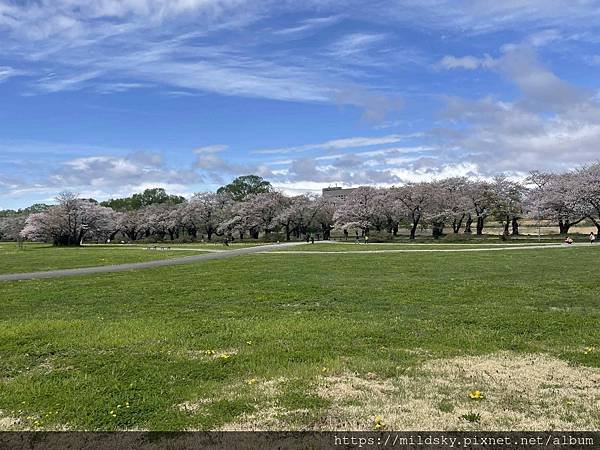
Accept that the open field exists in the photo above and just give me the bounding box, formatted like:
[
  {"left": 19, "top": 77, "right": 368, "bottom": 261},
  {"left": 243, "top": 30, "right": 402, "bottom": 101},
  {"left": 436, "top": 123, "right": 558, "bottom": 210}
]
[
  {"left": 1, "top": 245, "right": 598, "bottom": 431},
  {"left": 0, "top": 243, "right": 202, "bottom": 275}
]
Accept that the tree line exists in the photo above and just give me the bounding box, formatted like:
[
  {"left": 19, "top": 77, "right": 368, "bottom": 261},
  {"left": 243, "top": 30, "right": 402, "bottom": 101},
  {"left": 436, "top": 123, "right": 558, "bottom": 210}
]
[{"left": 2, "top": 164, "right": 599, "bottom": 245}]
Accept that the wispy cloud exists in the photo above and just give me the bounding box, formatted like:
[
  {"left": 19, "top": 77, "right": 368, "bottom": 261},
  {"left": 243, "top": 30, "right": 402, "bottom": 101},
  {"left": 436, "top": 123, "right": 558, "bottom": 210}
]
[
  {"left": 272, "top": 15, "right": 342, "bottom": 36},
  {"left": 0, "top": 66, "right": 25, "bottom": 82},
  {"left": 254, "top": 134, "right": 421, "bottom": 155}
]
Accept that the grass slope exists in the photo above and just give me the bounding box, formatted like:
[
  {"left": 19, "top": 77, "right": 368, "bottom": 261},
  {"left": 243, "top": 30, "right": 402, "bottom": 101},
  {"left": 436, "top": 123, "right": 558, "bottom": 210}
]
[{"left": 0, "top": 247, "right": 599, "bottom": 430}]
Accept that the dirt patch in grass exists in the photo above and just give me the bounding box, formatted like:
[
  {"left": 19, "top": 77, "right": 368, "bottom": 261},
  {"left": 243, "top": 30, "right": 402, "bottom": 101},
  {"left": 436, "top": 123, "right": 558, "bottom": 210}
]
[{"left": 219, "top": 353, "right": 600, "bottom": 431}]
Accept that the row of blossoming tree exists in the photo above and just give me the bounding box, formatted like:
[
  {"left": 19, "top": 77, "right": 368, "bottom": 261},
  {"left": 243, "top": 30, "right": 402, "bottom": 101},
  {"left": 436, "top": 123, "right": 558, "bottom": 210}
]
[{"left": 12, "top": 163, "right": 600, "bottom": 245}]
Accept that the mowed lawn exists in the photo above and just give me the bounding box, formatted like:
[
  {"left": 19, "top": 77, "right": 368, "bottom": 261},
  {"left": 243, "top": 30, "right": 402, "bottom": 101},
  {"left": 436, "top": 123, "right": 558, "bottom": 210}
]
[
  {"left": 0, "top": 243, "right": 202, "bottom": 274},
  {"left": 0, "top": 247, "right": 599, "bottom": 431}
]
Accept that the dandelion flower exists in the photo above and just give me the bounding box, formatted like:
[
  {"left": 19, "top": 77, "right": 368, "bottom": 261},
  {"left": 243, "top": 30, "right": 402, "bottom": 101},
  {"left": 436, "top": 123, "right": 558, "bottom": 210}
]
[
  {"left": 372, "top": 416, "right": 385, "bottom": 430},
  {"left": 246, "top": 378, "right": 257, "bottom": 385},
  {"left": 469, "top": 390, "right": 485, "bottom": 400}
]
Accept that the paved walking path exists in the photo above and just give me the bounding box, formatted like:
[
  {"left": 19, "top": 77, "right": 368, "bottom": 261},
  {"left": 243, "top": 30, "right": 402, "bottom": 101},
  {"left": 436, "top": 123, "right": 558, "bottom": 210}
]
[
  {"left": 261, "top": 242, "right": 596, "bottom": 254},
  {"left": 0, "top": 242, "right": 305, "bottom": 282}
]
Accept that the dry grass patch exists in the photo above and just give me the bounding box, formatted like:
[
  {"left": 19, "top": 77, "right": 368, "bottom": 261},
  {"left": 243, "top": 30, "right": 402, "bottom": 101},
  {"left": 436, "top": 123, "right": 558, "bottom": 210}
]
[
  {"left": 217, "top": 353, "right": 599, "bottom": 431},
  {"left": 314, "top": 353, "right": 600, "bottom": 431},
  {"left": 0, "top": 415, "right": 21, "bottom": 430}
]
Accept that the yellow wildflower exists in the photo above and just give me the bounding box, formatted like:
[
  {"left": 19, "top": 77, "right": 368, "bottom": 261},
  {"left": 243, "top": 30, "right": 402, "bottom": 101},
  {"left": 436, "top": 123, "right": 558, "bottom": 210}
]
[
  {"left": 469, "top": 390, "right": 485, "bottom": 400},
  {"left": 372, "top": 416, "right": 385, "bottom": 430}
]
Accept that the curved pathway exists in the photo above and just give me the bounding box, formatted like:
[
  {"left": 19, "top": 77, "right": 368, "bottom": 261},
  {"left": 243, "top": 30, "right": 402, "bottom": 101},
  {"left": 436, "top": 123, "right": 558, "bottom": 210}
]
[
  {"left": 0, "top": 242, "right": 304, "bottom": 282},
  {"left": 262, "top": 242, "right": 596, "bottom": 254}
]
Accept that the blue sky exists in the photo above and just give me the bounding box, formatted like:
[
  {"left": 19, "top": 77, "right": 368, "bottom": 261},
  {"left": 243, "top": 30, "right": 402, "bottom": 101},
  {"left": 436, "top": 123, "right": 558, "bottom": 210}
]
[{"left": 2, "top": 0, "right": 600, "bottom": 209}]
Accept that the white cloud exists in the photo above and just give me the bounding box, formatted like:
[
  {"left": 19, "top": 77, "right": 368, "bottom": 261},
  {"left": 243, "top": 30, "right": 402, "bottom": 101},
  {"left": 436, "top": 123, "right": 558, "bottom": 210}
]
[
  {"left": 0, "top": 66, "right": 24, "bottom": 82},
  {"left": 328, "top": 32, "right": 388, "bottom": 58},
  {"left": 438, "top": 55, "right": 495, "bottom": 70},
  {"left": 254, "top": 134, "right": 420, "bottom": 155},
  {"left": 381, "top": 0, "right": 600, "bottom": 36},
  {"left": 194, "top": 144, "right": 229, "bottom": 154},
  {"left": 272, "top": 15, "right": 342, "bottom": 36}
]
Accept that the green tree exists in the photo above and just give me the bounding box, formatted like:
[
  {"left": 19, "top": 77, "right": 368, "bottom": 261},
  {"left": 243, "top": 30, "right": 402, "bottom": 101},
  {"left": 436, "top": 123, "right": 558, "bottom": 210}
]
[
  {"left": 101, "top": 188, "right": 185, "bottom": 211},
  {"left": 217, "top": 175, "right": 272, "bottom": 202}
]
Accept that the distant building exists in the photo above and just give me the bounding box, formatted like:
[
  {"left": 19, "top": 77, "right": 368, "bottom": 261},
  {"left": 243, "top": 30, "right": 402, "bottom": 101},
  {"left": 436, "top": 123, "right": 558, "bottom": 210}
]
[{"left": 322, "top": 187, "right": 356, "bottom": 203}]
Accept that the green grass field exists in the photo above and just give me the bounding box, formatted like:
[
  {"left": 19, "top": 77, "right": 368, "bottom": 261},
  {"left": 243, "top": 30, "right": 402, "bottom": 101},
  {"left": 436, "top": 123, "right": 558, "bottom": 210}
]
[
  {"left": 0, "top": 243, "right": 202, "bottom": 274},
  {"left": 0, "top": 245, "right": 599, "bottom": 431}
]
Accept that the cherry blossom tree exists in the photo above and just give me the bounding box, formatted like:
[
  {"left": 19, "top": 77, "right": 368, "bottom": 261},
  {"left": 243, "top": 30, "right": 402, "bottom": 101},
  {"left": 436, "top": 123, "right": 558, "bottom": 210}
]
[
  {"left": 182, "top": 192, "right": 230, "bottom": 240},
  {"left": 463, "top": 180, "right": 497, "bottom": 235},
  {"left": 117, "top": 210, "right": 147, "bottom": 241},
  {"left": 527, "top": 171, "right": 585, "bottom": 234},
  {"left": 491, "top": 176, "right": 526, "bottom": 236},
  {"left": 575, "top": 163, "right": 600, "bottom": 234},
  {"left": 395, "top": 183, "right": 432, "bottom": 239},
  {"left": 21, "top": 192, "right": 116, "bottom": 245},
  {"left": 334, "top": 187, "right": 385, "bottom": 235},
  {"left": 0, "top": 215, "right": 26, "bottom": 241},
  {"left": 275, "top": 195, "right": 313, "bottom": 241}
]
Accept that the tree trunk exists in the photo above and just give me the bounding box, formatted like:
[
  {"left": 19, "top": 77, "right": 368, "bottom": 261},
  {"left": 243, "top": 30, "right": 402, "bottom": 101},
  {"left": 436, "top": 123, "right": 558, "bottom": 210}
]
[
  {"left": 503, "top": 215, "right": 510, "bottom": 236},
  {"left": 410, "top": 223, "right": 418, "bottom": 240},
  {"left": 511, "top": 217, "right": 519, "bottom": 236},
  {"left": 432, "top": 222, "right": 444, "bottom": 239},
  {"left": 452, "top": 215, "right": 464, "bottom": 233},
  {"left": 464, "top": 214, "right": 473, "bottom": 233},
  {"left": 476, "top": 216, "right": 484, "bottom": 235},
  {"left": 558, "top": 220, "right": 570, "bottom": 235},
  {"left": 590, "top": 217, "right": 600, "bottom": 235}
]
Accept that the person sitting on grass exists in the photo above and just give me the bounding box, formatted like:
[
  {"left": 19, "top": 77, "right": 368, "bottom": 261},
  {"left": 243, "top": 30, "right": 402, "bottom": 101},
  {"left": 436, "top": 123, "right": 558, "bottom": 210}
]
[
  {"left": 590, "top": 232, "right": 596, "bottom": 244},
  {"left": 564, "top": 236, "right": 574, "bottom": 245}
]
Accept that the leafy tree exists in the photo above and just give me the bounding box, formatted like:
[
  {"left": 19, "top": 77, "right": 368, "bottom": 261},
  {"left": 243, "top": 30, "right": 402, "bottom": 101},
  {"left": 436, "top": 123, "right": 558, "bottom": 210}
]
[
  {"left": 217, "top": 175, "right": 272, "bottom": 202},
  {"left": 101, "top": 188, "right": 185, "bottom": 211}
]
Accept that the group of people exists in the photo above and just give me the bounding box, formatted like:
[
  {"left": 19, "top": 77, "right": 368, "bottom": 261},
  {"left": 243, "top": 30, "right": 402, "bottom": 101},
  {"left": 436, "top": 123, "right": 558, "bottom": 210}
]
[{"left": 564, "top": 232, "right": 596, "bottom": 245}]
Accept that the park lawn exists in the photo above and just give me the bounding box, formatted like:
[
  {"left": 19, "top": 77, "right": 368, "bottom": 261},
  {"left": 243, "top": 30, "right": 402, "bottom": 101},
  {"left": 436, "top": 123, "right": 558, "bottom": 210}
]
[
  {"left": 0, "top": 247, "right": 599, "bottom": 431},
  {"left": 0, "top": 243, "right": 202, "bottom": 274}
]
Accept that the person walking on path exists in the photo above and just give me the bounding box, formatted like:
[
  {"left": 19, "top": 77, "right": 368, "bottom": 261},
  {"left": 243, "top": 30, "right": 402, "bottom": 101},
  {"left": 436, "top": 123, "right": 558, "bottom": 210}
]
[
  {"left": 365, "top": 235, "right": 369, "bottom": 245},
  {"left": 355, "top": 230, "right": 360, "bottom": 244},
  {"left": 590, "top": 232, "right": 596, "bottom": 244}
]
